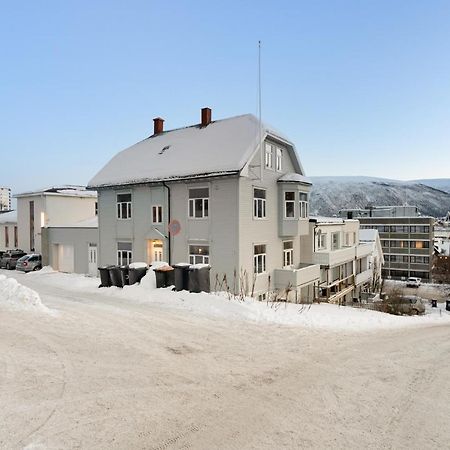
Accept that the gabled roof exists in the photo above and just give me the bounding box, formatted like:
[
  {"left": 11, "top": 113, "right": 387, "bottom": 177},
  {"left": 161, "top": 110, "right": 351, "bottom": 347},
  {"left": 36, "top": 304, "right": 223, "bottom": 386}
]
[
  {"left": 88, "top": 114, "right": 304, "bottom": 188},
  {"left": 15, "top": 185, "right": 97, "bottom": 198}
]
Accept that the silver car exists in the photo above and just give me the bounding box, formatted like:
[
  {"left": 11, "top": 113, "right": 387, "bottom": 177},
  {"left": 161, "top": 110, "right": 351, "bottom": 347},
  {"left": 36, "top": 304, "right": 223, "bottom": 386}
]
[{"left": 15, "top": 254, "right": 42, "bottom": 273}]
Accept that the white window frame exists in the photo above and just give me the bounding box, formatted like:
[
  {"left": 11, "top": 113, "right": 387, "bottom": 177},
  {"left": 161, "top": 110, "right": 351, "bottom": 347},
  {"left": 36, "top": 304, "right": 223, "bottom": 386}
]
[
  {"left": 276, "top": 148, "right": 282, "bottom": 171},
  {"left": 318, "top": 232, "right": 327, "bottom": 250},
  {"left": 188, "top": 188, "right": 209, "bottom": 219},
  {"left": 253, "top": 188, "right": 267, "bottom": 219},
  {"left": 117, "top": 242, "right": 132, "bottom": 265},
  {"left": 117, "top": 192, "right": 132, "bottom": 220},
  {"left": 189, "top": 245, "right": 210, "bottom": 265},
  {"left": 253, "top": 244, "right": 267, "bottom": 274},
  {"left": 265, "top": 143, "right": 273, "bottom": 169},
  {"left": 284, "top": 191, "right": 295, "bottom": 219},
  {"left": 283, "top": 241, "right": 294, "bottom": 268},
  {"left": 299, "top": 192, "right": 308, "bottom": 218},
  {"left": 331, "top": 232, "right": 340, "bottom": 251},
  {"left": 152, "top": 205, "right": 163, "bottom": 224}
]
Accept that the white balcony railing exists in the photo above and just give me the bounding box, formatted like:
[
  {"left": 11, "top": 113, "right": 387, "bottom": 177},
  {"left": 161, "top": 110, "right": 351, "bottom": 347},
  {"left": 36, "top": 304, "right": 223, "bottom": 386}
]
[
  {"left": 274, "top": 263, "right": 321, "bottom": 289},
  {"left": 355, "top": 269, "right": 372, "bottom": 286},
  {"left": 313, "top": 243, "right": 373, "bottom": 267}
]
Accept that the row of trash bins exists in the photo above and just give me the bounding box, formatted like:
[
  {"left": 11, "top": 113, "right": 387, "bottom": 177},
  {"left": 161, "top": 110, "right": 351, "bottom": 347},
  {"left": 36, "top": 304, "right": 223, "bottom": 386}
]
[{"left": 97, "top": 263, "right": 210, "bottom": 293}]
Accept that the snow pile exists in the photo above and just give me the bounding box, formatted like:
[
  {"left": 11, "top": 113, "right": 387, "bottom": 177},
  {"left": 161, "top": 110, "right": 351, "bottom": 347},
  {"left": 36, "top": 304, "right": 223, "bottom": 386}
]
[
  {"left": 128, "top": 262, "right": 148, "bottom": 269},
  {"left": 0, "top": 275, "right": 50, "bottom": 313},
  {"left": 27, "top": 266, "right": 56, "bottom": 275},
  {"left": 18, "top": 269, "right": 450, "bottom": 331}
]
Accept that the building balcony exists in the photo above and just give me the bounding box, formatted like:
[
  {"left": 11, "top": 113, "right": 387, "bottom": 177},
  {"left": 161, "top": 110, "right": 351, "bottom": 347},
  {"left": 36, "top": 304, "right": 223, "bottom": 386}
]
[
  {"left": 356, "top": 243, "right": 372, "bottom": 258},
  {"left": 273, "top": 263, "right": 320, "bottom": 290},
  {"left": 355, "top": 269, "right": 372, "bottom": 286}
]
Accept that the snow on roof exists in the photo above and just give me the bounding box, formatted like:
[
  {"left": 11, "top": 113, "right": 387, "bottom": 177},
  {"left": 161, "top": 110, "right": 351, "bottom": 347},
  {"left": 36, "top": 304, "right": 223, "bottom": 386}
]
[
  {"left": 278, "top": 173, "right": 312, "bottom": 184},
  {"left": 88, "top": 114, "right": 304, "bottom": 188},
  {"left": 47, "top": 216, "right": 98, "bottom": 229},
  {"left": 310, "top": 216, "right": 344, "bottom": 224},
  {"left": 0, "top": 210, "right": 17, "bottom": 224},
  {"left": 15, "top": 185, "right": 97, "bottom": 198},
  {"left": 359, "top": 229, "right": 379, "bottom": 242}
]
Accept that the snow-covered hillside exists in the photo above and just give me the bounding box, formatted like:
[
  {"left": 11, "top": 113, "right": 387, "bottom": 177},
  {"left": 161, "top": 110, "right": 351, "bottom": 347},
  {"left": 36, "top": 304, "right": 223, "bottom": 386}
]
[
  {"left": 309, "top": 176, "right": 450, "bottom": 217},
  {"left": 415, "top": 178, "right": 450, "bottom": 194}
]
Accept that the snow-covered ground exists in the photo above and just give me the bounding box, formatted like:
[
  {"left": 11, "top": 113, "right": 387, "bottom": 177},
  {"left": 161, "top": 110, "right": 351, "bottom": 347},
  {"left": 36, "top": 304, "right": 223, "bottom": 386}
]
[
  {"left": 3, "top": 268, "right": 450, "bottom": 331},
  {"left": 1, "top": 268, "right": 450, "bottom": 449}
]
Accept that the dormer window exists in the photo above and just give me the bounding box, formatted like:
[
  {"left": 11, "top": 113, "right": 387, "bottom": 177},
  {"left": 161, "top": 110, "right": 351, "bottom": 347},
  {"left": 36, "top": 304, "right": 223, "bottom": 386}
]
[
  {"left": 276, "top": 148, "right": 282, "bottom": 171},
  {"left": 265, "top": 143, "right": 273, "bottom": 169}
]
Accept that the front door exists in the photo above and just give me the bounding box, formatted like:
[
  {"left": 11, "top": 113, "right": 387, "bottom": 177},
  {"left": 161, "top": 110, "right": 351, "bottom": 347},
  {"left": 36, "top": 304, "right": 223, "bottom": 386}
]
[
  {"left": 88, "top": 244, "right": 98, "bottom": 277},
  {"left": 147, "top": 239, "right": 164, "bottom": 264}
]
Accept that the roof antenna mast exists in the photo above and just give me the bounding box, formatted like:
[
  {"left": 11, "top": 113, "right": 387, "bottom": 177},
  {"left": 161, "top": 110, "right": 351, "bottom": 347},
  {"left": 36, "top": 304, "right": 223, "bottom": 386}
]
[{"left": 258, "top": 40, "right": 263, "bottom": 181}]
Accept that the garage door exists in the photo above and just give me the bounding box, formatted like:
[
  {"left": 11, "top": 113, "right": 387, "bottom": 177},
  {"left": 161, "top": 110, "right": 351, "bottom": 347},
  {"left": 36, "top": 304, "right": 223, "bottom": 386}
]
[{"left": 58, "top": 244, "right": 74, "bottom": 273}]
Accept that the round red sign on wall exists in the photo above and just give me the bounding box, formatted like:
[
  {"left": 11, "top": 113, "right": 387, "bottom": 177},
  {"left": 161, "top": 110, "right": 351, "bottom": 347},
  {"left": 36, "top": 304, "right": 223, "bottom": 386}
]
[{"left": 168, "top": 219, "right": 181, "bottom": 236}]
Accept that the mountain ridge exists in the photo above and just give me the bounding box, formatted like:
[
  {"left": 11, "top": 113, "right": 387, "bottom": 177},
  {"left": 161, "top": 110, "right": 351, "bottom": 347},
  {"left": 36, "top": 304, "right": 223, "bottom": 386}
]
[{"left": 308, "top": 176, "right": 450, "bottom": 218}]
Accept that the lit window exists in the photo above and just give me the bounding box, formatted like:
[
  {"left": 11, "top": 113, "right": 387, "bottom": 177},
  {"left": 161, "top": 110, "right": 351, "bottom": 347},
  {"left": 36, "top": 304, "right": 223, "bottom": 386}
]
[
  {"left": 254, "top": 244, "right": 266, "bottom": 274},
  {"left": 253, "top": 188, "right": 266, "bottom": 219},
  {"left": 283, "top": 241, "right": 293, "bottom": 267},
  {"left": 117, "top": 193, "right": 132, "bottom": 219},
  {"left": 189, "top": 245, "right": 209, "bottom": 264},
  {"left": 152, "top": 205, "right": 163, "bottom": 223},
  {"left": 189, "top": 188, "right": 209, "bottom": 219},
  {"left": 284, "top": 192, "right": 295, "bottom": 218}
]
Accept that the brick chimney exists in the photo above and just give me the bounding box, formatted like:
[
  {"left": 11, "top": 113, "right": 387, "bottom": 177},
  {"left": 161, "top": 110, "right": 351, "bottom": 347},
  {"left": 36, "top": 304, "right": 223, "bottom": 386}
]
[
  {"left": 153, "top": 117, "right": 164, "bottom": 135},
  {"left": 201, "top": 107, "right": 212, "bottom": 127}
]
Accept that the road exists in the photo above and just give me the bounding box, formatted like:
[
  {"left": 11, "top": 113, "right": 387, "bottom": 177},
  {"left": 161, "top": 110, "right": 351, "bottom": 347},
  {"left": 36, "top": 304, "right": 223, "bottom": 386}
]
[{"left": 1, "top": 270, "right": 450, "bottom": 449}]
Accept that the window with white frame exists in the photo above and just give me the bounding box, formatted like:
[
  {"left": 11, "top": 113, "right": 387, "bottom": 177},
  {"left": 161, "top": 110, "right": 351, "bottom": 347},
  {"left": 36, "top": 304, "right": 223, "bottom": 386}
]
[
  {"left": 189, "top": 245, "right": 209, "bottom": 264},
  {"left": 265, "top": 143, "right": 273, "bottom": 168},
  {"left": 284, "top": 192, "right": 295, "bottom": 218},
  {"left": 152, "top": 205, "right": 163, "bottom": 223},
  {"left": 188, "top": 188, "right": 209, "bottom": 219},
  {"left": 117, "top": 242, "right": 132, "bottom": 265},
  {"left": 283, "top": 241, "right": 293, "bottom": 267},
  {"left": 276, "top": 148, "right": 282, "bottom": 171},
  {"left": 331, "top": 232, "right": 340, "bottom": 250},
  {"left": 254, "top": 244, "right": 266, "bottom": 274},
  {"left": 299, "top": 192, "right": 308, "bottom": 218},
  {"left": 318, "top": 232, "right": 327, "bottom": 250},
  {"left": 117, "top": 193, "right": 132, "bottom": 219},
  {"left": 253, "top": 188, "right": 266, "bottom": 219},
  {"left": 345, "top": 232, "right": 352, "bottom": 247}
]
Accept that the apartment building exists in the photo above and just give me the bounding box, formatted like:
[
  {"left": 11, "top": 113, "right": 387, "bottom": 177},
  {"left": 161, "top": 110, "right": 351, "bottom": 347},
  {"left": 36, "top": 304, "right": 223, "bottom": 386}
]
[
  {"left": 88, "top": 109, "right": 381, "bottom": 301},
  {"left": 303, "top": 217, "right": 374, "bottom": 304},
  {"left": 0, "top": 211, "right": 18, "bottom": 252},
  {"left": 0, "top": 187, "right": 11, "bottom": 211},
  {"left": 339, "top": 206, "right": 433, "bottom": 281},
  {"left": 88, "top": 108, "right": 320, "bottom": 301},
  {"left": 15, "top": 186, "right": 97, "bottom": 253}
]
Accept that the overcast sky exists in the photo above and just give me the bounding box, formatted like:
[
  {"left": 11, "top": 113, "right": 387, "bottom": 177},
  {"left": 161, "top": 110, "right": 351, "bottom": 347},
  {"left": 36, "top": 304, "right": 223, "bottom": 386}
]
[{"left": 1, "top": 0, "right": 450, "bottom": 196}]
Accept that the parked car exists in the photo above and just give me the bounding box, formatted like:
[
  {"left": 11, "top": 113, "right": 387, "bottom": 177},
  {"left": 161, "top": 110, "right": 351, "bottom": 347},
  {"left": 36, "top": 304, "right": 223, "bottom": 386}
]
[
  {"left": 15, "top": 254, "right": 42, "bottom": 273},
  {"left": 383, "top": 295, "right": 426, "bottom": 315},
  {"left": 0, "top": 250, "right": 27, "bottom": 270},
  {"left": 406, "top": 277, "right": 421, "bottom": 288}
]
